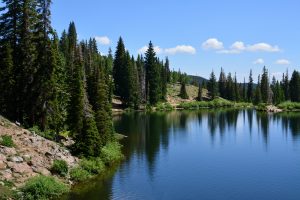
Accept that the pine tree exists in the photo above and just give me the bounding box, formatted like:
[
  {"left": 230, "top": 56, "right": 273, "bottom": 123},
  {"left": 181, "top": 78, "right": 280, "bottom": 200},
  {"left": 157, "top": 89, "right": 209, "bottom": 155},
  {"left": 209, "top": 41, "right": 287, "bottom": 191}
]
[
  {"left": 94, "top": 65, "right": 113, "bottom": 146},
  {"left": 47, "top": 34, "right": 69, "bottom": 133},
  {"left": 0, "top": 0, "right": 22, "bottom": 50},
  {"left": 247, "top": 70, "right": 253, "bottom": 102},
  {"left": 76, "top": 48, "right": 101, "bottom": 156},
  {"left": 242, "top": 77, "right": 246, "bottom": 102},
  {"left": 68, "top": 46, "right": 84, "bottom": 138},
  {"left": 225, "top": 73, "right": 234, "bottom": 101},
  {"left": 282, "top": 70, "right": 290, "bottom": 101},
  {"left": 113, "top": 37, "right": 126, "bottom": 98},
  {"left": 165, "top": 57, "right": 171, "bottom": 82},
  {"left": 180, "top": 82, "right": 189, "bottom": 99},
  {"left": 0, "top": 0, "right": 22, "bottom": 119},
  {"left": 234, "top": 73, "right": 240, "bottom": 101},
  {"left": 127, "top": 54, "right": 139, "bottom": 108},
  {"left": 66, "top": 22, "right": 77, "bottom": 79},
  {"left": 161, "top": 59, "right": 168, "bottom": 100},
  {"left": 105, "top": 48, "right": 114, "bottom": 103},
  {"left": 273, "top": 81, "right": 284, "bottom": 104},
  {"left": 136, "top": 54, "right": 146, "bottom": 103},
  {"left": 208, "top": 71, "right": 218, "bottom": 99},
  {"left": 145, "top": 41, "right": 161, "bottom": 105},
  {"left": 197, "top": 83, "right": 203, "bottom": 101},
  {"left": 59, "top": 30, "right": 69, "bottom": 57},
  {"left": 0, "top": 43, "right": 14, "bottom": 117},
  {"left": 202, "top": 80, "right": 207, "bottom": 89},
  {"left": 218, "top": 68, "right": 226, "bottom": 98},
  {"left": 290, "top": 70, "right": 300, "bottom": 102},
  {"left": 260, "top": 66, "right": 270, "bottom": 103},
  {"left": 32, "top": 0, "right": 58, "bottom": 130},
  {"left": 254, "top": 75, "right": 262, "bottom": 105},
  {"left": 16, "top": 0, "right": 39, "bottom": 124}
]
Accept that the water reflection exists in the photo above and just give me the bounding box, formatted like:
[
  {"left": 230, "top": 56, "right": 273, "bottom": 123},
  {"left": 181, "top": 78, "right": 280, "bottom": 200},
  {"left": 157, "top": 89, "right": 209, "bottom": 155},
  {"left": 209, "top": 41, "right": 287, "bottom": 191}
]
[
  {"left": 67, "top": 109, "right": 300, "bottom": 200},
  {"left": 114, "top": 110, "right": 300, "bottom": 169}
]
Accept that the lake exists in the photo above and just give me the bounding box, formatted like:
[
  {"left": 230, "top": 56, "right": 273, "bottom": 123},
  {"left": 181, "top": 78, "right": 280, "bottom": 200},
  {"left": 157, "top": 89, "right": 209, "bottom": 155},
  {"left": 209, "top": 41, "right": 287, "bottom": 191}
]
[{"left": 67, "top": 109, "right": 300, "bottom": 200}]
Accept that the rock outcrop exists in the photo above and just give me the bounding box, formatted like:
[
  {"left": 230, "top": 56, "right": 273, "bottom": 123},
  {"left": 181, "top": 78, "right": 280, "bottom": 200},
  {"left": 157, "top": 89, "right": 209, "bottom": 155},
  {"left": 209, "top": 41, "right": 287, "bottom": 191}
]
[
  {"left": 266, "top": 105, "right": 283, "bottom": 113},
  {"left": 0, "top": 116, "right": 79, "bottom": 187}
]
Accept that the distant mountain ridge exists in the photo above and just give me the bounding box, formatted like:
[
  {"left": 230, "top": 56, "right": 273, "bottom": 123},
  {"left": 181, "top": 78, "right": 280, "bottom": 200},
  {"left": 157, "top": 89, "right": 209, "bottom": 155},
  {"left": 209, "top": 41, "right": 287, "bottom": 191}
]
[
  {"left": 188, "top": 75, "right": 208, "bottom": 84},
  {"left": 188, "top": 75, "right": 257, "bottom": 87}
]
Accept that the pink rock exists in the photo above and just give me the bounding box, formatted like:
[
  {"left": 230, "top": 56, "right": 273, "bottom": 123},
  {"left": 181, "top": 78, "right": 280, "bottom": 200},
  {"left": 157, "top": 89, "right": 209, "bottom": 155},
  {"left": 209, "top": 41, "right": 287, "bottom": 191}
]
[
  {"left": 0, "top": 160, "right": 7, "bottom": 170},
  {"left": 0, "top": 147, "right": 16, "bottom": 155},
  {"left": 0, "top": 154, "right": 6, "bottom": 161},
  {"left": 32, "top": 166, "right": 51, "bottom": 176},
  {"left": 2, "top": 169, "right": 12, "bottom": 180},
  {"left": 11, "top": 163, "right": 33, "bottom": 174}
]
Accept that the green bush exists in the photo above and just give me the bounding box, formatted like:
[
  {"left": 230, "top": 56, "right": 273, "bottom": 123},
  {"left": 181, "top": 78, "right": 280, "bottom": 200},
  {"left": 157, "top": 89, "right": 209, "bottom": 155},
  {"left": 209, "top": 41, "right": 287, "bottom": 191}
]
[
  {"left": 69, "top": 158, "right": 105, "bottom": 182},
  {"left": 0, "top": 185, "right": 18, "bottom": 200},
  {"left": 70, "top": 167, "right": 91, "bottom": 182},
  {"left": 277, "top": 101, "right": 300, "bottom": 111},
  {"left": 28, "top": 126, "right": 55, "bottom": 140},
  {"left": 0, "top": 135, "right": 14, "bottom": 147},
  {"left": 101, "top": 142, "right": 124, "bottom": 165},
  {"left": 51, "top": 160, "right": 68, "bottom": 177},
  {"left": 178, "top": 99, "right": 252, "bottom": 110},
  {"left": 69, "top": 142, "right": 124, "bottom": 182},
  {"left": 80, "top": 158, "right": 105, "bottom": 174},
  {"left": 155, "top": 102, "right": 174, "bottom": 111},
  {"left": 59, "top": 130, "right": 70, "bottom": 138},
  {"left": 255, "top": 103, "right": 268, "bottom": 111},
  {"left": 21, "top": 176, "right": 69, "bottom": 200}
]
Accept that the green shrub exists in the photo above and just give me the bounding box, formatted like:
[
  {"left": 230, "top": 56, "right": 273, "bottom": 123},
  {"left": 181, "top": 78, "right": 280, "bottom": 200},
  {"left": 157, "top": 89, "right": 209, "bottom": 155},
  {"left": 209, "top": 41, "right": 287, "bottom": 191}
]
[
  {"left": 101, "top": 142, "right": 124, "bottom": 165},
  {"left": 21, "top": 176, "right": 69, "bottom": 200},
  {"left": 51, "top": 160, "right": 68, "bottom": 177},
  {"left": 59, "top": 130, "right": 70, "bottom": 138},
  {"left": 70, "top": 158, "right": 105, "bottom": 182},
  {"left": 255, "top": 103, "right": 267, "bottom": 111},
  {"left": 277, "top": 101, "right": 300, "bottom": 111},
  {"left": 28, "top": 126, "right": 55, "bottom": 140},
  {"left": 0, "top": 185, "right": 18, "bottom": 200},
  {"left": 80, "top": 158, "right": 105, "bottom": 174},
  {"left": 155, "top": 102, "right": 174, "bottom": 111},
  {"left": 70, "top": 167, "right": 91, "bottom": 182},
  {"left": 177, "top": 99, "right": 252, "bottom": 110},
  {"left": 0, "top": 135, "right": 14, "bottom": 147},
  {"left": 69, "top": 142, "right": 124, "bottom": 182}
]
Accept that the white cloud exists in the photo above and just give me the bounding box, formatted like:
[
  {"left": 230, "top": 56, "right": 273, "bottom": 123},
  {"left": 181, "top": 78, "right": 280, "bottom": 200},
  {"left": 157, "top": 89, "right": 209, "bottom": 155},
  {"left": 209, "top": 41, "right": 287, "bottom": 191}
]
[
  {"left": 138, "top": 45, "right": 196, "bottom": 55},
  {"left": 153, "top": 46, "right": 163, "bottom": 54},
  {"left": 276, "top": 59, "right": 290, "bottom": 65},
  {"left": 95, "top": 36, "right": 111, "bottom": 45},
  {"left": 211, "top": 39, "right": 281, "bottom": 54},
  {"left": 247, "top": 43, "right": 280, "bottom": 52},
  {"left": 137, "top": 45, "right": 162, "bottom": 54},
  {"left": 202, "top": 38, "right": 224, "bottom": 50},
  {"left": 231, "top": 41, "right": 246, "bottom": 51},
  {"left": 217, "top": 41, "right": 245, "bottom": 54},
  {"left": 253, "top": 58, "right": 264, "bottom": 64},
  {"left": 217, "top": 49, "right": 240, "bottom": 54},
  {"left": 165, "top": 45, "right": 196, "bottom": 55}
]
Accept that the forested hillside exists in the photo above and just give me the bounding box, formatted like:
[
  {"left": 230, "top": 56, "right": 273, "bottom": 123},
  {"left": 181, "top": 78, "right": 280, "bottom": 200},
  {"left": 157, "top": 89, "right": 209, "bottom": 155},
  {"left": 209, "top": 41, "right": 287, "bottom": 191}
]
[
  {"left": 0, "top": 0, "right": 185, "bottom": 157},
  {"left": 1, "top": 0, "right": 300, "bottom": 158}
]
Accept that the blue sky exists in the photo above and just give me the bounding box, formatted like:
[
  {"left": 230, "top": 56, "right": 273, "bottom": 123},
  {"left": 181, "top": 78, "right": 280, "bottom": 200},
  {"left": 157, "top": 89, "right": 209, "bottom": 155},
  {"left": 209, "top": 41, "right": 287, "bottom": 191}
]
[{"left": 51, "top": 0, "right": 300, "bottom": 81}]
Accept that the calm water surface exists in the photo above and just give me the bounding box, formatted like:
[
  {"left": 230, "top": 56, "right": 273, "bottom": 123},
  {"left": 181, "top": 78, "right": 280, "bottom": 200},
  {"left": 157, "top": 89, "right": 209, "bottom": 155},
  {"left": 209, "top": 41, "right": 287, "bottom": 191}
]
[{"left": 67, "top": 109, "right": 300, "bottom": 200}]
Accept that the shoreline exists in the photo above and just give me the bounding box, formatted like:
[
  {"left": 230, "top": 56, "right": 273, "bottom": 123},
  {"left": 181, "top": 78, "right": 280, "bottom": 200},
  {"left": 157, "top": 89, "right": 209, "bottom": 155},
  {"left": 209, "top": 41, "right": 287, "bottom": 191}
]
[{"left": 0, "top": 116, "right": 124, "bottom": 200}]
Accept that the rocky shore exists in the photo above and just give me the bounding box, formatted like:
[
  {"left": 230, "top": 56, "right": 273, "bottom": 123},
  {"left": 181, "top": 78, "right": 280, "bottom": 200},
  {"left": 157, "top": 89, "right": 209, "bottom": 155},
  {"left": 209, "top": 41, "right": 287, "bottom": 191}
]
[{"left": 0, "top": 116, "right": 79, "bottom": 188}]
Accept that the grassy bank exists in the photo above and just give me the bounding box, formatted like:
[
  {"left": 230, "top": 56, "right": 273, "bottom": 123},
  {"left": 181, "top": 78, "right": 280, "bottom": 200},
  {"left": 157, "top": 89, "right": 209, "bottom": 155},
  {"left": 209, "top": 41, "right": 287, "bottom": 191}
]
[
  {"left": 2, "top": 141, "right": 124, "bottom": 200},
  {"left": 70, "top": 141, "right": 124, "bottom": 182},
  {"left": 255, "top": 102, "right": 300, "bottom": 112},
  {"left": 277, "top": 101, "right": 300, "bottom": 111},
  {"left": 177, "top": 99, "right": 252, "bottom": 110}
]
